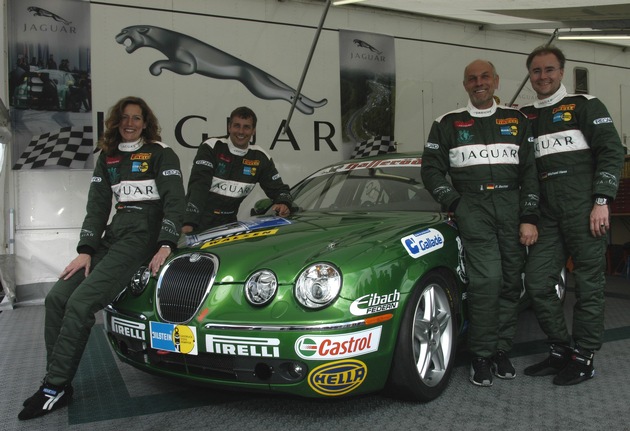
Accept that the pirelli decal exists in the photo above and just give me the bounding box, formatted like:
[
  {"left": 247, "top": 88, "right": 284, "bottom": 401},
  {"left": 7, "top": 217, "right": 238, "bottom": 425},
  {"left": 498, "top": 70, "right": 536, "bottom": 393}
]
[
  {"left": 130, "top": 153, "right": 152, "bottom": 160},
  {"left": 552, "top": 104, "right": 576, "bottom": 114},
  {"left": 242, "top": 159, "right": 261, "bottom": 166},
  {"left": 496, "top": 118, "right": 519, "bottom": 125}
]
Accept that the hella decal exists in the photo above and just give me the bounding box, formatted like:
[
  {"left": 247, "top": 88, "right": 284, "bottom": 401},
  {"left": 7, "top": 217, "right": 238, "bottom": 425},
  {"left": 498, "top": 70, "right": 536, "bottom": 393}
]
[
  {"left": 350, "top": 291, "right": 400, "bottom": 316},
  {"left": 401, "top": 228, "right": 444, "bottom": 258},
  {"left": 150, "top": 321, "right": 198, "bottom": 355},
  {"left": 308, "top": 359, "right": 368, "bottom": 396},
  {"left": 205, "top": 334, "right": 280, "bottom": 357},
  {"left": 295, "top": 327, "right": 381, "bottom": 360}
]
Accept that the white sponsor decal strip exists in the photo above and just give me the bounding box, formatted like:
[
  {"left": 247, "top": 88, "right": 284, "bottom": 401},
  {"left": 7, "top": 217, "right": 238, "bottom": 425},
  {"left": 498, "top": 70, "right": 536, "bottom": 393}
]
[
  {"left": 205, "top": 334, "right": 281, "bottom": 357},
  {"left": 350, "top": 290, "right": 400, "bottom": 316},
  {"left": 295, "top": 326, "right": 382, "bottom": 360},
  {"left": 312, "top": 158, "right": 421, "bottom": 177},
  {"left": 112, "top": 179, "right": 160, "bottom": 202},
  {"left": 111, "top": 317, "right": 146, "bottom": 340},
  {"left": 210, "top": 177, "right": 256, "bottom": 198},
  {"left": 401, "top": 228, "right": 445, "bottom": 259},
  {"left": 449, "top": 143, "right": 519, "bottom": 168},
  {"left": 534, "top": 129, "right": 589, "bottom": 158}
]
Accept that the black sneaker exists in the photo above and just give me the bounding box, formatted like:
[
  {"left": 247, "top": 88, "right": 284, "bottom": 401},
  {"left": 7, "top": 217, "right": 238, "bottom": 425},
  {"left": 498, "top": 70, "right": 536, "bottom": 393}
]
[
  {"left": 524, "top": 344, "right": 571, "bottom": 376},
  {"left": 22, "top": 383, "right": 73, "bottom": 406},
  {"left": 470, "top": 357, "right": 493, "bottom": 387},
  {"left": 492, "top": 350, "right": 516, "bottom": 379},
  {"left": 553, "top": 347, "right": 595, "bottom": 386},
  {"left": 18, "top": 383, "right": 73, "bottom": 420}
]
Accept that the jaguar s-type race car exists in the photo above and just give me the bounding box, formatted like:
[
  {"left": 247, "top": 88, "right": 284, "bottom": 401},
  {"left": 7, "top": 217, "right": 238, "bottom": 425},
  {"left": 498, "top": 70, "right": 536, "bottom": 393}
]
[{"left": 104, "top": 152, "right": 469, "bottom": 401}]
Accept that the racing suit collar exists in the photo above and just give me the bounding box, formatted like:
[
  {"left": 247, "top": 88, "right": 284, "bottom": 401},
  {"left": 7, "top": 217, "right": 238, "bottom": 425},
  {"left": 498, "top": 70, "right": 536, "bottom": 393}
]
[
  {"left": 118, "top": 139, "right": 143, "bottom": 152},
  {"left": 533, "top": 84, "right": 567, "bottom": 109},
  {"left": 226, "top": 137, "right": 249, "bottom": 157},
  {"left": 467, "top": 99, "right": 497, "bottom": 118}
]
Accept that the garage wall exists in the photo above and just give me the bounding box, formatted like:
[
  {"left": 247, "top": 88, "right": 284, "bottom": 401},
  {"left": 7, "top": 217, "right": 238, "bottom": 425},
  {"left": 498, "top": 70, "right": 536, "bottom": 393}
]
[{"left": 3, "top": 0, "right": 630, "bottom": 295}]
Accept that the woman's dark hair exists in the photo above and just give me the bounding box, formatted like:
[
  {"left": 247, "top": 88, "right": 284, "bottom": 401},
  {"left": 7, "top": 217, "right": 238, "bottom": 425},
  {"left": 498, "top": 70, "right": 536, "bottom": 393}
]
[{"left": 98, "top": 96, "right": 161, "bottom": 154}]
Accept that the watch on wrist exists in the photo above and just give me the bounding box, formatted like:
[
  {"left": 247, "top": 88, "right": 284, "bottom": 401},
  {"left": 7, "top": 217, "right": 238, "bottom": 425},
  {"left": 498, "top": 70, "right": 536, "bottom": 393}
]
[
  {"left": 595, "top": 197, "right": 609, "bottom": 206},
  {"left": 160, "top": 244, "right": 171, "bottom": 250}
]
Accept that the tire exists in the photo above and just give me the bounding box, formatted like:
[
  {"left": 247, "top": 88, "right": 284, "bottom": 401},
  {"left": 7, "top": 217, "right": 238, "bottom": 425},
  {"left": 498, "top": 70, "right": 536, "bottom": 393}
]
[
  {"left": 520, "top": 266, "right": 567, "bottom": 311},
  {"left": 386, "top": 270, "right": 458, "bottom": 401},
  {"left": 555, "top": 267, "right": 567, "bottom": 303}
]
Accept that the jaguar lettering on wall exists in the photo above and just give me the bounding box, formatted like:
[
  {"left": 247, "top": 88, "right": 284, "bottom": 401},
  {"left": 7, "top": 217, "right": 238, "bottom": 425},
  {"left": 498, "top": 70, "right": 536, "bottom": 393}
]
[{"left": 115, "top": 25, "right": 327, "bottom": 114}]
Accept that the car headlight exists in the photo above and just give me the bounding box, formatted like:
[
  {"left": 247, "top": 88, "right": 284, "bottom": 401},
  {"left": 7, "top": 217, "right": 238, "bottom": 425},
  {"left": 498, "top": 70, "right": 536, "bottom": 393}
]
[
  {"left": 129, "top": 266, "right": 151, "bottom": 296},
  {"left": 245, "top": 270, "right": 278, "bottom": 306},
  {"left": 295, "top": 263, "right": 342, "bottom": 309}
]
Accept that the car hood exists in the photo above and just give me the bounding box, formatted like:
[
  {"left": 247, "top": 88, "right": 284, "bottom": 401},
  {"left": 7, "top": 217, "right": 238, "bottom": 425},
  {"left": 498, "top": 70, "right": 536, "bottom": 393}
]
[{"left": 181, "top": 212, "right": 445, "bottom": 282}]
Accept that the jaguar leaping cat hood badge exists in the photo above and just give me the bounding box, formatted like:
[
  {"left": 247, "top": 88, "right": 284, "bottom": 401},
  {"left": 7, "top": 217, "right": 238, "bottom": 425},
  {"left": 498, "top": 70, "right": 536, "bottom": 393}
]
[{"left": 115, "top": 25, "right": 328, "bottom": 115}]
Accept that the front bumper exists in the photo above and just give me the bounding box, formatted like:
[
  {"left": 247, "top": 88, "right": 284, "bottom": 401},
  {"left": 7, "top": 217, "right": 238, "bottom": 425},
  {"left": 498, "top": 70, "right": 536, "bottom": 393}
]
[{"left": 103, "top": 306, "right": 392, "bottom": 398}]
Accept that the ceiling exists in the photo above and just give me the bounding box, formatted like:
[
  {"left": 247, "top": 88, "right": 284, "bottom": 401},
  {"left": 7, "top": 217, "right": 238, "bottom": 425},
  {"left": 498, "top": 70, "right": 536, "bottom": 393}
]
[{"left": 332, "top": 1, "right": 630, "bottom": 47}]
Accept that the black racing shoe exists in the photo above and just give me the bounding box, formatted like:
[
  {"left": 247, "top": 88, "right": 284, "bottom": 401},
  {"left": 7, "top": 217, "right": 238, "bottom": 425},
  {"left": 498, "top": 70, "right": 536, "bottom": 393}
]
[
  {"left": 18, "top": 383, "right": 73, "bottom": 420},
  {"left": 492, "top": 350, "right": 516, "bottom": 379},
  {"left": 524, "top": 344, "right": 571, "bottom": 377},
  {"left": 470, "top": 357, "right": 493, "bottom": 387},
  {"left": 22, "top": 383, "right": 73, "bottom": 407},
  {"left": 553, "top": 347, "right": 595, "bottom": 386}
]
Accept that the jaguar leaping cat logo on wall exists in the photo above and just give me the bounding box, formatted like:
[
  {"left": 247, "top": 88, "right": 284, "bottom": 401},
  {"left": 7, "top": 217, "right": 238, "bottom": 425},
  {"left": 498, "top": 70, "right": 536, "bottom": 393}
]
[
  {"left": 115, "top": 25, "right": 327, "bottom": 115},
  {"left": 27, "top": 6, "right": 72, "bottom": 25}
]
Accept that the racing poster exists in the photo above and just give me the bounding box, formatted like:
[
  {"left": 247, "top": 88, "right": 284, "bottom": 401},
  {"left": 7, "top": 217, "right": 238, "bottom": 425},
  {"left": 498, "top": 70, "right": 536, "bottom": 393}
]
[
  {"left": 7, "top": 0, "right": 93, "bottom": 170},
  {"left": 338, "top": 30, "right": 396, "bottom": 159}
]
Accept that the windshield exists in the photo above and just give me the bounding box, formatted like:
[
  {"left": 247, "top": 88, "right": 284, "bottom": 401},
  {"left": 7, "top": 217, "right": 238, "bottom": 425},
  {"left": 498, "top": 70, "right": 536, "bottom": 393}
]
[{"left": 291, "top": 157, "right": 441, "bottom": 212}]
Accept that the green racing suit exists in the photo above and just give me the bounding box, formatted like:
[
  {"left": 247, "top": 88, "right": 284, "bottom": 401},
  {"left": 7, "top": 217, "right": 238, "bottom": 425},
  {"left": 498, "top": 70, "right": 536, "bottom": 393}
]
[
  {"left": 422, "top": 100, "right": 539, "bottom": 359},
  {"left": 44, "top": 140, "right": 186, "bottom": 386},
  {"left": 521, "top": 84, "right": 625, "bottom": 351}
]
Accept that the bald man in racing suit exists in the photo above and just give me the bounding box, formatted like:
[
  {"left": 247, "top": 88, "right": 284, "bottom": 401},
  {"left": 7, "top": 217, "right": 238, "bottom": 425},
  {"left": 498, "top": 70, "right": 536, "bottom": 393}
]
[{"left": 422, "top": 60, "right": 539, "bottom": 387}]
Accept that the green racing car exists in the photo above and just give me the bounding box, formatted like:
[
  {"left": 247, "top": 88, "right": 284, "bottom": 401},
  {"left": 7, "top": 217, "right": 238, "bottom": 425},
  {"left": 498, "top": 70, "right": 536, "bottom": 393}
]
[{"left": 104, "top": 152, "right": 469, "bottom": 401}]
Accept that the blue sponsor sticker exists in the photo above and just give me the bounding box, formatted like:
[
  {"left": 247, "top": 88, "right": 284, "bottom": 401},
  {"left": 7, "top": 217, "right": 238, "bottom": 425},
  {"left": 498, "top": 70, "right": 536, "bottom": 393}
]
[
  {"left": 401, "top": 228, "right": 445, "bottom": 258},
  {"left": 150, "top": 321, "right": 198, "bottom": 355},
  {"left": 553, "top": 112, "right": 572, "bottom": 123}
]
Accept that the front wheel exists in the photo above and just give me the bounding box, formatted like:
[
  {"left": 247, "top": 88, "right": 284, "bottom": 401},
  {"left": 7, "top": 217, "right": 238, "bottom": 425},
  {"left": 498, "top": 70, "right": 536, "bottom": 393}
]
[{"left": 385, "top": 270, "right": 458, "bottom": 401}]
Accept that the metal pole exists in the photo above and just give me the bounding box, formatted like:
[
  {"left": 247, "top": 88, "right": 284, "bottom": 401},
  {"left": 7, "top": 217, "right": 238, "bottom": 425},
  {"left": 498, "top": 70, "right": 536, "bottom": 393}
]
[
  {"left": 282, "top": 0, "right": 332, "bottom": 133},
  {"left": 508, "top": 29, "right": 559, "bottom": 107}
]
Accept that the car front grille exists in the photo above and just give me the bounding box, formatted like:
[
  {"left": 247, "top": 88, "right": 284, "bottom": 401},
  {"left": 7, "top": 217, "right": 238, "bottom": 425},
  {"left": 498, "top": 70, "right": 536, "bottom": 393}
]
[{"left": 156, "top": 253, "right": 218, "bottom": 324}]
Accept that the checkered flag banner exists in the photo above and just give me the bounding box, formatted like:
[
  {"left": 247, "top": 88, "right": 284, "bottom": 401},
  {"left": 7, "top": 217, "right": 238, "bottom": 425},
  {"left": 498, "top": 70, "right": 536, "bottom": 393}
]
[
  {"left": 350, "top": 135, "right": 397, "bottom": 159},
  {"left": 13, "top": 126, "right": 94, "bottom": 170}
]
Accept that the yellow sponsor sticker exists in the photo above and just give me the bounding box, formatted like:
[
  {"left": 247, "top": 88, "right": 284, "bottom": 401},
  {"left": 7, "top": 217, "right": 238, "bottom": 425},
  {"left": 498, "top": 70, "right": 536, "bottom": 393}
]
[
  {"left": 307, "top": 359, "right": 368, "bottom": 396},
  {"left": 200, "top": 228, "right": 279, "bottom": 249}
]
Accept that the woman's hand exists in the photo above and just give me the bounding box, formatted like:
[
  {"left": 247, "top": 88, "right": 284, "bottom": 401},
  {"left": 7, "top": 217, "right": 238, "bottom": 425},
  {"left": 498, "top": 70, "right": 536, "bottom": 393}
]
[
  {"left": 59, "top": 253, "right": 92, "bottom": 280},
  {"left": 149, "top": 246, "right": 172, "bottom": 276}
]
